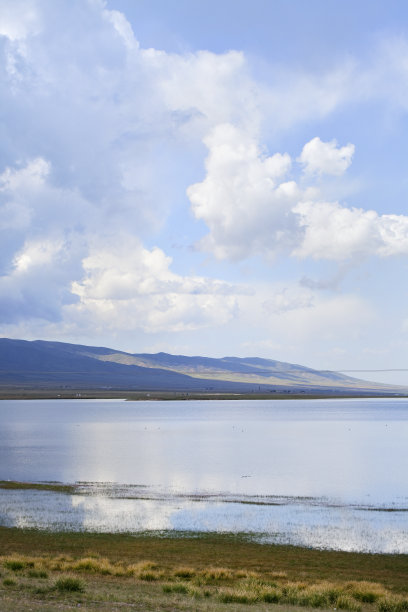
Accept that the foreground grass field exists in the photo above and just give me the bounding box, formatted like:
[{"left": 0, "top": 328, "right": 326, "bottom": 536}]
[{"left": 1, "top": 528, "right": 408, "bottom": 611}]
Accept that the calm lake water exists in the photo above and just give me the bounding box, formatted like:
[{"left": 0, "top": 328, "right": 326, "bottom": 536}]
[{"left": 1, "top": 397, "right": 407, "bottom": 553}]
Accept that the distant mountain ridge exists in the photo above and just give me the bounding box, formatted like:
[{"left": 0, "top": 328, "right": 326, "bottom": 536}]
[{"left": 0, "top": 337, "right": 400, "bottom": 394}]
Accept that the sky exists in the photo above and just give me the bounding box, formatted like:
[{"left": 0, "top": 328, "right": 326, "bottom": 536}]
[{"left": 1, "top": 0, "right": 408, "bottom": 385}]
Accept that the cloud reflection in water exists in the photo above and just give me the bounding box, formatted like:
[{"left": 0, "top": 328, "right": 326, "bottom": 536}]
[{"left": 1, "top": 488, "right": 407, "bottom": 554}]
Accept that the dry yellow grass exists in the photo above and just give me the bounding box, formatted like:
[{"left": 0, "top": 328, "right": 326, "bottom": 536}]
[{"left": 1, "top": 551, "right": 408, "bottom": 611}]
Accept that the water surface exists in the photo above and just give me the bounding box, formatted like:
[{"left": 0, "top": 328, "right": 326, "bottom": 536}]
[{"left": 1, "top": 398, "right": 407, "bottom": 552}]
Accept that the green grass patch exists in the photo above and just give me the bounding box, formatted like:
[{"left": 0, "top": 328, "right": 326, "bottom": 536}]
[
  {"left": 218, "top": 589, "right": 257, "bottom": 604},
  {"left": 55, "top": 575, "right": 85, "bottom": 592},
  {"left": 27, "top": 568, "right": 48, "bottom": 579},
  {"left": 3, "top": 559, "right": 26, "bottom": 571}
]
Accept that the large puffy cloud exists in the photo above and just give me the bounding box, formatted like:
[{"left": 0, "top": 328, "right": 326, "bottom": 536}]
[
  {"left": 70, "top": 239, "right": 244, "bottom": 333},
  {"left": 188, "top": 124, "right": 301, "bottom": 260},
  {"left": 188, "top": 126, "right": 408, "bottom": 262},
  {"left": 293, "top": 201, "right": 408, "bottom": 260},
  {"left": 0, "top": 0, "right": 263, "bottom": 333},
  {"left": 0, "top": 154, "right": 246, "bottom": 331},
  {"left": 0, "top": 0, "right": 255, "bottom": 228},
  {"left": 0, "top": 227, "right": 245, "bottom": 332}
]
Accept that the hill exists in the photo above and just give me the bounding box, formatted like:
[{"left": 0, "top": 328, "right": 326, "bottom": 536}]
[{"left": 0, "top": 338, "right": 401, "bottom": 394}]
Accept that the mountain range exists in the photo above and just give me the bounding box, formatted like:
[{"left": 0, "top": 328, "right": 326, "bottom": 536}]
[{"left": 0, "top": 338, "right": 402, "bottom": 395}]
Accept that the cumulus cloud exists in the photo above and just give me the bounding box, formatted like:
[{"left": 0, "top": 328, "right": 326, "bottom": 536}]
[
  {"left": 293, "top": 201, "right": 408, "bottom": 260},
  {"left": 188, "top": 124, "right": 300, "bottom": 260},
  {"left": 70, "top": 239, "right": 244, "bottom": 333},
  {"left": 0, "top": 0, "right": 262, "bottom": 334},
  {"left": 0, "top": 153, "right": 246, "bottom": 331},
  {"left": 298, "top": 137, "right": 355, "bottom": 176},
  {"left": 187, "top": 129, "right": 408, "bottom": 263}
]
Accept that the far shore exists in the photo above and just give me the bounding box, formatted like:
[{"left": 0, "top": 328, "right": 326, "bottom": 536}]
[{"left": 0, "top": 388, "right": 406, "bottom": 401}]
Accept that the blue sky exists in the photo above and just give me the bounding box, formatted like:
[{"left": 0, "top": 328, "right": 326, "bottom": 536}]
[{"left": 1, "top": 0, "right": 408, "bottom": 384}]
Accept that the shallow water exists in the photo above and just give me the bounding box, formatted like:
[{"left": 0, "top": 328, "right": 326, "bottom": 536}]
[{"left": 0, "top": 397, "right": 407, "bottom": 552}]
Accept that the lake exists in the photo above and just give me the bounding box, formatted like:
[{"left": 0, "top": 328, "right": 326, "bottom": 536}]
[{"left": 0, "top": 397, "right": 407, "bottom": 553}]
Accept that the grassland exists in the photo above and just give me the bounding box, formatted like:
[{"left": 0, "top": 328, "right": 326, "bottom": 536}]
[{"left": 1, "top": 527, "right": 408, "bottom": 611}]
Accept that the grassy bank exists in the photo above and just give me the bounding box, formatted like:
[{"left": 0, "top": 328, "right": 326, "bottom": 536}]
[{"left": 1, "top": 528, "right": 408, "bottom": 611}]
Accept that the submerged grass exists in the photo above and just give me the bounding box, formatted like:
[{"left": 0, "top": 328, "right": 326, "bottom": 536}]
[{"left": 0, "top": 480, "right": 76, "bottom": 494}]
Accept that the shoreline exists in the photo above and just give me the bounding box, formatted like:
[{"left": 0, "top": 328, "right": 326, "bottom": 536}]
[
  {"left": 2, "top": 526, "right": 408, "bottom": 581},
  {"left": 0, "top": 389, "right": 406, "bottom": 400},
  {"left": 2, "top": 525, "right": 407, "bottom": 573}
]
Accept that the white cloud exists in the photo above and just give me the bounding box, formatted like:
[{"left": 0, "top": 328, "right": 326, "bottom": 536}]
[
  {"left": 187, "top": 130, "right": 408, "bottom": 263},
  {"left": 0, "top": 156, "right": 49, "bottom": 191},
  {"left": 0, "top": 154, "right": 245, "bottom": 332},
  {"left": 0, "top": 158, "right": 93, "bottom": 273},
  {"left": 188, "top": 123, "right": 299, "bottom": 260},
  {"left": 298, "top": 137, "right": 355, "bottom": 176},
  {"left": 70, "top": 239, "right": 243, "bottom": 333},
  {"left": 0, "top": 236, "right": 80, "bottom": 323},
  {"left": 13, "top": 239, "right": 62, "bottom": 273},
  {"left": 0, "top": 0, "right": 262, "bottom": 244},
  {"left": 377, "top": 214, "right": 408, "bottom": 256},
  {"left": 103, "top": 8, "right": 139, "bottom": 51},
  {"left": 146, "top": 49, "right": 259, "bottom": 136},
  {"left": 293, "top": 201, "right": 408, "bottom": 260}
]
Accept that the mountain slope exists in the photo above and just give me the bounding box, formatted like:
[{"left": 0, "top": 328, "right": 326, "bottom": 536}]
[{"left": 0, "top": 338, "right": 399, "bottom": 393}]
